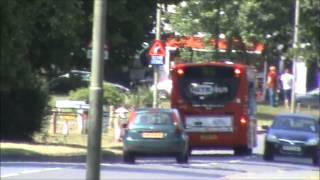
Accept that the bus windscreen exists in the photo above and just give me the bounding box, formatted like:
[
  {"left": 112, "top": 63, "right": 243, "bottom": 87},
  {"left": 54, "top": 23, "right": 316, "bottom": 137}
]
[{"left": 177, "top": 66, "right": 240, "bottom": 106}]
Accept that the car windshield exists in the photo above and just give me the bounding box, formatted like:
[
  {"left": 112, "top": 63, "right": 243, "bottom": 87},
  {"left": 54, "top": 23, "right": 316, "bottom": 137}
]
[
  {"left": 134, "top": 112, "right": 172, "bottom": 125},
  {"left": 272, "top": 116, "right": 318, "bottom": 133}
]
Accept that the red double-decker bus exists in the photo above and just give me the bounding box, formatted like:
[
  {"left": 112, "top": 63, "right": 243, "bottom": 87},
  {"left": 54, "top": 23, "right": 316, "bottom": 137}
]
[{"left": 171, "top": 62, "right": 257, "bottom": 155}]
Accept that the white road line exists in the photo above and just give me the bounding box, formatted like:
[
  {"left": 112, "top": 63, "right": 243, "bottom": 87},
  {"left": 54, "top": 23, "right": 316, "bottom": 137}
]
[
  {"left": 101, "top": 163, "right": 113, "bottom": 166},
  {"left": 229, "top": 160, "right": 241, "bottom": 163},
  {"left": 20, "top": 169, "right": 44, "bottom": 174},
  {"left": 1, "top": 173, "right": 20, "bottom": 178},
  {"left": 21, "top": 167, "right": 61, "bottom": 174},
  {"left": 1, "top": 167, "right": 62, "bottom": 178}
]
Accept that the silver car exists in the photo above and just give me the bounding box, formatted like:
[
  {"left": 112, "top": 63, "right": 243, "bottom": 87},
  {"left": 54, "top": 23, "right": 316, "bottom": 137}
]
[{"left": 296, "top": 88, "right": 320, "bottom": 108}]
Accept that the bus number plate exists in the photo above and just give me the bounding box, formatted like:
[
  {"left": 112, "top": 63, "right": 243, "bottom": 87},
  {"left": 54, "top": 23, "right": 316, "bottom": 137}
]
[{"left": 200, "top": 134, "right": 217, "bottom": 140}]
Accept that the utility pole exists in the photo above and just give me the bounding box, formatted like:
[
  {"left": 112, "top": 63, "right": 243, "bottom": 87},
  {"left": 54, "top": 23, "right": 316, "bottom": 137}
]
[
  {"left": 153, "top": 2, "right": 161, "bottom": 108},
  {"left": 290, "top": 0, "right": 300, "bottom": 113},
  {"left": 86, "top": 0, "right": 107, "bottom": 180}
]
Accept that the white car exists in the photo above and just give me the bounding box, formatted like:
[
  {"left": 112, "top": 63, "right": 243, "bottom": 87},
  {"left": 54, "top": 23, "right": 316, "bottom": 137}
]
[
  {"left": 50, "top": 70, "right": 130, "bottom": 94},
  {"left": 151, "top": 79, "right": 172, "bottom": 99}
]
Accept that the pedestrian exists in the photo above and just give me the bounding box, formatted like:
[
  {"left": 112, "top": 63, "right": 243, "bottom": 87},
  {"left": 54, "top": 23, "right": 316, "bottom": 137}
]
[
  {"left": 115, "top": 104, "right": 129, "bottom": 142},
  {"left": 280, "top": 68, "right": 294, "bottom": 108},
  {"left": 266, "top": 66, "right": 278, "bottom": 107}
]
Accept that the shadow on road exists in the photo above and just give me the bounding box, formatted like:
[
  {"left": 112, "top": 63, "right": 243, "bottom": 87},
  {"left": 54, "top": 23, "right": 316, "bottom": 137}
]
[{"left": 1, "top": 148, "right": 121, "bottom": 163}]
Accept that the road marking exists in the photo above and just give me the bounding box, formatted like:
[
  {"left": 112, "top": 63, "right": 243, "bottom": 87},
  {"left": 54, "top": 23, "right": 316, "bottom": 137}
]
[
  {"left": 1, "top": 173, "right": 20, "bottom": 178},
  {"left": 101, "top": 163, "right": 113, "bottom": 166},
  {"left": 276, "top": 169, "right": 284, "bottom": 173},
  {"left": 1, "top": 167, "right": 61, "bottom": 178},
  {"left": 229, "top": 160, "right": 241, "bottom": 163},
  {"left": 20, "top": 169, "right": 44, "bottom": 174},
  {"left": 21, "top": 167, "right": 61, "bottom": 174},
  {"left": 209, "top": 162, "right": 218, "bottom": 165}
]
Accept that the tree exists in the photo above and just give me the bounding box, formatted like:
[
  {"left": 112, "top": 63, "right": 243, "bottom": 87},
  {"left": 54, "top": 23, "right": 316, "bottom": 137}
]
[
  {"left": 0, "top": 0, "right": 183, "bottom": 139},
  {"left": 166, "top": 0, "right": 319, "bottom": 66},
  {"left": 238, "top": 0, "right": 320, "bottom": 88},
  {"left": 1, "top": 0, "right": 86, "bottom": 90},
  {"left": 166, "top": 0, "right": 244, "bottom": 54},
  {"left": 1, "top": 0, "right": 85, "bottom": 140}
]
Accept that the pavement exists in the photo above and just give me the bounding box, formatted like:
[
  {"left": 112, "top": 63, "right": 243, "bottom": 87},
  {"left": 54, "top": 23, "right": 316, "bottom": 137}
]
[
  {"left": 0, "top": 153, "right": 122, "bottom": 163},
  {"left": 222, "top": 168, "right": 320, "bottom": 180}
]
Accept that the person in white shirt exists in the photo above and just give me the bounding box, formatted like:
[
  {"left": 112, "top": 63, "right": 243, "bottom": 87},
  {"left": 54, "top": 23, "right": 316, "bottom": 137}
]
[{"left": 280, "top": 68, "right": 294, "bottom": 108}]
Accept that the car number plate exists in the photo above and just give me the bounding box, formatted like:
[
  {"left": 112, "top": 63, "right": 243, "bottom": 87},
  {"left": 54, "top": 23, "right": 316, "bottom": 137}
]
[
  {"left": 142, "top": 132, "right": 164, "bottom": 139},
  {"left": 282, "top": 145, "right": 301, "bottom": 152},
  {"left": 200, "top": 134, "right": 217, "bottom": 140}
]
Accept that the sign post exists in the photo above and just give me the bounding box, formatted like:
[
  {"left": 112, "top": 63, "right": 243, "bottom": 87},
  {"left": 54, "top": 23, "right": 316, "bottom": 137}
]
[
  {"left": 149, "top": 39, "right": 166, "bottom": 108},
  {"left": 150, "top": 2, "right": 163, "bottom": 108}
]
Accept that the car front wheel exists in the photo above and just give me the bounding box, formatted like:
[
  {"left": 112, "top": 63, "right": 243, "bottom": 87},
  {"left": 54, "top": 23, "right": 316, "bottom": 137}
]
[
  {"left": 176, "top": 152, "right": 188, "bottom": 164},
  {"left": 312, "top": 152, "right": 319, "bottom": 166},
  {"left": 263, "top": 143, "right": 274, "bottom": 161}
]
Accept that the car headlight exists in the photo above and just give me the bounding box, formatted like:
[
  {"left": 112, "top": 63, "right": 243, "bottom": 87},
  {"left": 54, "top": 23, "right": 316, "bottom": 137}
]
[
  {"left": 306, "top": 138, "right": 319, "bottom": 146},
  {"left": 266, "top": 134, "right": 278, "bottom": 142}
]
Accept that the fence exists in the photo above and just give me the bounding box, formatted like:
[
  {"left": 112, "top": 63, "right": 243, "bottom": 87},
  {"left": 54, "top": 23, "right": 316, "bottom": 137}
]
[{"left": 50, "top": 105, "right": 128, "bottom": 142}]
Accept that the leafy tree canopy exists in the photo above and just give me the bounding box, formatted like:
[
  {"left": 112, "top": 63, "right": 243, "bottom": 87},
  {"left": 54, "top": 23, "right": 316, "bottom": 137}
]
[
  {"left": 165, "top": 0, "right": 320, "bottom": 64},
  {"left": 1, "top": 0, "right": 85, "bottom": 91}
]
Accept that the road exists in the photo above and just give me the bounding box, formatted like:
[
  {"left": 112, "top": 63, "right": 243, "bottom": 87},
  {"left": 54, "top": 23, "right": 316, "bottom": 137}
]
[{"left": 1, "top": 134, "right": 319, "bottom": 180}]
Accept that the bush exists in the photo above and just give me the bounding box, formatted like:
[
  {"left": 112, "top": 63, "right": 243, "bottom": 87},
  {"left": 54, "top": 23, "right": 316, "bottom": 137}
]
[
  {"left": 125, "top": 86, "right": 153, "bottom": 108},
  {"left": 48, "top": 76, "right": 88, "bottom": 94},
  {"left": 69, "top": 83, "right": 126, "bottom": 107},
  {"left": 1, "top": 77, "right": 49, "bottom": 140}
]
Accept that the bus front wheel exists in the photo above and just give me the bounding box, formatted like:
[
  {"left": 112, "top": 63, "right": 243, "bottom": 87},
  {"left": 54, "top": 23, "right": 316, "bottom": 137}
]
[{"left": 233, "top": 146, "right": 252, "bottom": 156}]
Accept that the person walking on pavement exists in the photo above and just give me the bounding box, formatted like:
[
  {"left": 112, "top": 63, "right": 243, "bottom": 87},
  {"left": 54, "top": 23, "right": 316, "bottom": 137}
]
[
  {"left": 280, "top": 68, "right": 294, "bottom": 108},
  {"left": 266, "top": 66, "right": 278, "bottom": 107}
]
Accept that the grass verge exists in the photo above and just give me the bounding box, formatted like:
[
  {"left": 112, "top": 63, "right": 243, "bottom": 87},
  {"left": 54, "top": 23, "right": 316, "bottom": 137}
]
[
  {"left": 1, "top": 104, "right": 318, "bottom": 160},
  {"left": 1, "top": 131, "right": 122, "bottom": 162}
]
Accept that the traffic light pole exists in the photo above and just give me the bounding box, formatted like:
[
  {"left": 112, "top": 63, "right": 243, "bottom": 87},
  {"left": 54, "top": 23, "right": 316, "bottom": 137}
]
[
  {"left": 86, "top": 0, "right": 107, "bottom": 180},
  {"left": 153, "top": 2, "right": 161, "bottom": 108}
]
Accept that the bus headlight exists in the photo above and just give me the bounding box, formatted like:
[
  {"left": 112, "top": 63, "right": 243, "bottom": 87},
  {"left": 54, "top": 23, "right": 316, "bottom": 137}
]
[{"left": 266, "top": 134, "right": 278, "bottom": 142}]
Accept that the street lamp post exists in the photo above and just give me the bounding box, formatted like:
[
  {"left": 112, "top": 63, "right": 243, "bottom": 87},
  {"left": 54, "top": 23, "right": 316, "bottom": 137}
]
[
  {"left": 290, "top": 0, "right": 300, "bottom": 113},
  {"left": 86, "top": 0, "right": 107, "bottom": 180}
]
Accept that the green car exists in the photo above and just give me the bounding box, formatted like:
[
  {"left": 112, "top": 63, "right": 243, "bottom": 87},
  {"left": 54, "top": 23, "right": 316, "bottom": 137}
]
[{"left": 123, "top": 108, "right": 189, "bottom": 164}]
